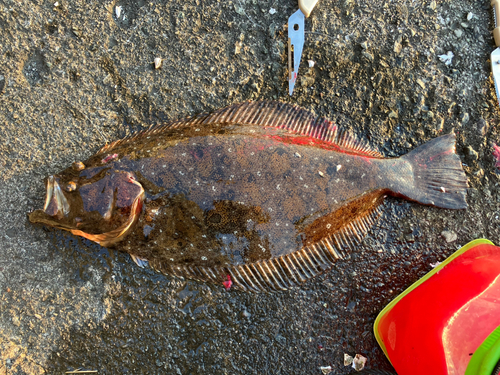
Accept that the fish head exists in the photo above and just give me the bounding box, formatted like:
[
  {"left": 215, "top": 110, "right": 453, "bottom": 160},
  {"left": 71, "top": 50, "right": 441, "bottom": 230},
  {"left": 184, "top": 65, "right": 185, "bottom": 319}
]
[{"left": 29, "top": 162, "right": 145, "bottom": 247}]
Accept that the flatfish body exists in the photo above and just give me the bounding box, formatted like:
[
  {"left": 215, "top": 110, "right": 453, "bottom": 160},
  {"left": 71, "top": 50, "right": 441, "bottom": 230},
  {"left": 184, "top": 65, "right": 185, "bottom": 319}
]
[{"left": 29, "top": 101, "right": 468, "bottom": 291}]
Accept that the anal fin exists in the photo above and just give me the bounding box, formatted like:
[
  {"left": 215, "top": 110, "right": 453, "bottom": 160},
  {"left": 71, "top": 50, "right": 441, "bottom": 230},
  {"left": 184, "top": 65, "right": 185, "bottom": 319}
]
[{"left": 130, "top": 254, "right": 149, "bottom": 268}]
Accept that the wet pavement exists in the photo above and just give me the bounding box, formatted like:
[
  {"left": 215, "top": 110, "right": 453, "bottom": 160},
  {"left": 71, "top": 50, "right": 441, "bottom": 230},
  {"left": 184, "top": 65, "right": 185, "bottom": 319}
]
[{"left": 1, "top": 0, "right": 500, "bottom": 373}]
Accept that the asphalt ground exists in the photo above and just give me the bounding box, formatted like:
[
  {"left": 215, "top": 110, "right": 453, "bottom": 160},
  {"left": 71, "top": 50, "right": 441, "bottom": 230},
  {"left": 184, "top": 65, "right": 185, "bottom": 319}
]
[{"left": 1, "top": 0, "right": 499, "bottom": 373}]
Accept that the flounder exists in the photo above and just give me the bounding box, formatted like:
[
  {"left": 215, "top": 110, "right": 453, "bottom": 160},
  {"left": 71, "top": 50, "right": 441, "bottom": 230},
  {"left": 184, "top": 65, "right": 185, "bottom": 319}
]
[{"left": 29, "top": 101, "right": 468, "bottom": 292}]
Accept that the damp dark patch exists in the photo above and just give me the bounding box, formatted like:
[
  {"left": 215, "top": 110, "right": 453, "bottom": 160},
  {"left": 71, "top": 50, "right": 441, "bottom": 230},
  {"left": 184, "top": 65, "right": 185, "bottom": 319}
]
[
  {"left": 44, "top": 20, "right": 58, "bottom": 34},
  {"left": 108, "top": 37, "right": 118, "bottom": 49},
  {"left": 69, "top": 69, "right": 80, "bottom": 82},
  {"left": 23, "top": 51, "right": 49, "bottom": 86},
  {"left": 113, "top": 0, "right": 146, "bottom": 28},
  {"left": 0, "top": 74, "right": 5, "bottom": 95}
]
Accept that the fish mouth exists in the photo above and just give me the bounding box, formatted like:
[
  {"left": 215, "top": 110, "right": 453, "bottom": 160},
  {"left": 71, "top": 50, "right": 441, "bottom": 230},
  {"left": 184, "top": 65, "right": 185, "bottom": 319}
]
[
  {"left": 29, "top": 176, "right": 71, "bottom": 226},
  {"left": 43, "top": 176, "right": 70, "bottom": 217}
]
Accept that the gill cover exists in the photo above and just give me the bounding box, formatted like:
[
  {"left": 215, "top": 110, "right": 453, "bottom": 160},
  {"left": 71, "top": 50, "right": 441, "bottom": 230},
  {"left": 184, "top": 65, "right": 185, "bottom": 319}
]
[
  {"left": 70, "top": 171, "right": 145, "bottom": 246},
  {"left": 30, "top": 170, "right": 145, "bottom": 247}
]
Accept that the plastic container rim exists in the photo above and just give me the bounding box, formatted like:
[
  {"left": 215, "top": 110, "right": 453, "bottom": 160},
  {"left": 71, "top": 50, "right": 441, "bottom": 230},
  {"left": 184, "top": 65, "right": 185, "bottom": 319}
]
[{"left": 373, "top": 238, "right": 495, "bottom": 365}]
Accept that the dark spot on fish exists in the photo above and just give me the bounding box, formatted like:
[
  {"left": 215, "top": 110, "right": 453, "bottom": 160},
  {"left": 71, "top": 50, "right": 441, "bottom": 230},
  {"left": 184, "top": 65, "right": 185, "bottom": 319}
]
[
  {"left": 217, "top": 129, "right": 226, "bottom": 135},
  {"left": 208, "top": 213, "right": 222, "bottom": 224},
  {"left": 225, "top": 189, "right": 235, "bottom": 200},
  {"left": 275, "top": 147, "right": 287, "bottom": 156},
  {"left": 210, "top": 167, "right": 225, "bottom": 181},
  {"left": 245, "top": 173, "right": 255, "bottom": 183},
  {"left": 326, "top": 165, "right": 337, "bottom": 176},
  {"left": 192, "top": 148, "right": 204, "bottom": 159},
  {"left": 221, "top": 155, "right": 231, "bottom": 166}
]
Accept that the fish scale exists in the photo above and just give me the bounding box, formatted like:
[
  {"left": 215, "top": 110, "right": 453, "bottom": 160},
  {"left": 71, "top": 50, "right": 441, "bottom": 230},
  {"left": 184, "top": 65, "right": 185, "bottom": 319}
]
[{"left": 29, "top": 101, "right": 468, "bottom": 292}]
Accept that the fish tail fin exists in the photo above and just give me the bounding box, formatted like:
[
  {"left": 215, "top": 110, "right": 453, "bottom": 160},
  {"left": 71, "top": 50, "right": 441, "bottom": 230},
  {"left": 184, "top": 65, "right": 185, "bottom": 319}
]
[{"left": 396, "top": 133, "right": 468, "bottom": 209}]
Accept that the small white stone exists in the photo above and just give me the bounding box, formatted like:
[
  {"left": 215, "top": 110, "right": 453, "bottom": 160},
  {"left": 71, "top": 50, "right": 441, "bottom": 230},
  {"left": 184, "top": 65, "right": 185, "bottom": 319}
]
[
  {"left": 441, "top": 230, "right": 457, "bottom": 243},
  {"left": 344, "top": 353, "right": 353, "bottom": 366},
  {"left": 438, "top": 51, "right": 454, "bottom": 66},
  {"left": 308, "top": 60, "right": 315, "bottom": 68},
  {"left": 336, "top": 165, "right": 342, "bottom": 171},
  {"left": 352, "top": 354, "right": 367, "bottom": 371},
  {"left": 115, "top": 5, "right": 122, "bottom": 19},
  {"left": 54, "top": 1, "right": 59, "bottom": 6},
  {"left": 467, "top": 12, "right": 473, "bottom": 21},
  {"left": 318, "top": 170, "right": 324, "bottom": 177},
  {"left": 154, "top": 57, "right": 162, "bottom": 69},
  {"left": 269, "top": 7, "right": 276, "bottom": 15}
]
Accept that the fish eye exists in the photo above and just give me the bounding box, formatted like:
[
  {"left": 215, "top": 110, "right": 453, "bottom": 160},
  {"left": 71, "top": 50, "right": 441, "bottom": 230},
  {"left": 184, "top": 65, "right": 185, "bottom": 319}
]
[
  {"left": 66, "top": 181, "right": 77, "bottom": 192},
  {"left": 73, "top": 161, "right": 85, "bottom": 171}
]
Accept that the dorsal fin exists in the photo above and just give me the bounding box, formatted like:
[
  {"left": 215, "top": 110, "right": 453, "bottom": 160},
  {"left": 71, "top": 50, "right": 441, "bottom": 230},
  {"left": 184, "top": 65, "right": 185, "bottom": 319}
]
[
  {"left": 98, "top": 101, "right": 383, "bottom": 158},
  {"left": 145, "top": 202, "right": 385, "bottom": 292},
  {"left": 97, "top": 111, "right": 213, "bottom": 154}
]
